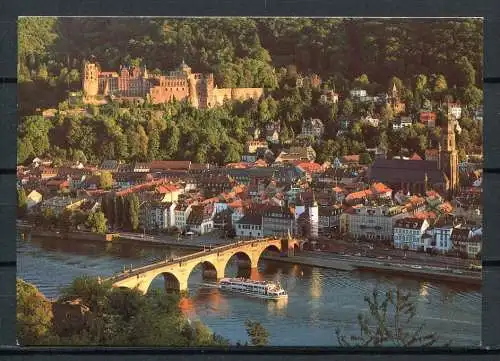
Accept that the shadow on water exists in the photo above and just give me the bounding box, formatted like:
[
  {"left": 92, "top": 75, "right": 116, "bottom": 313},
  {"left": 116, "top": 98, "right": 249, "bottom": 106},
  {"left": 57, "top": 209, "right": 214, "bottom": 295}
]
[{"left": 21, "top": 236, "right": 190, "bottom": 262}]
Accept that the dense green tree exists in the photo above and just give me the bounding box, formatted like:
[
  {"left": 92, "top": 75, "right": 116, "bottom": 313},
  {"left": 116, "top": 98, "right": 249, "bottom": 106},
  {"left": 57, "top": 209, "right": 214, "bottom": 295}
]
[
  {"left": 245, "top": 319, "right": 269, "bottom": 346},
  {"left": 433, "top": 74, "right": 448, "bottom": 94},
  {"left": 99, "top": 171, "right": 114, "bottom": 190},
  {"left": 455, "top": 56, "right": 476, "bottom": 87},
  {"left": 359, "top": 152, "right": 372, "bottom": 165},
  {"left": 86, "top": 211, "right": 108, "bottom": 234},
  {"left": 16, "top": 279, "right": 55, "bottom": 345},
  {"left": 462, "top": 85, "right": 483, "bottom": 110},
  {"left": 127, "top": 194, "right": 140, "bottom": 231},
  {"left": 342, "top": 99, "right": 353, "bottom": 117}
]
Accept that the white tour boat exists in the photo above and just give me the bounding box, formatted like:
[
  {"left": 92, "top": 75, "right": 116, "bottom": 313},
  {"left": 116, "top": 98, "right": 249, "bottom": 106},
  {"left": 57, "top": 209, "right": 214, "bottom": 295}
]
[{"left": 218, "top": 277, "right": 288, "bottom": 300}]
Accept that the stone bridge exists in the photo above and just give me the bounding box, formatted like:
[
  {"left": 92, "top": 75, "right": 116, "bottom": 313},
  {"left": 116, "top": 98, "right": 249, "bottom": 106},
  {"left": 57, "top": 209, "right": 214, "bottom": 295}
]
[{"left": 106, "top": 237, "right": 301, "bottom": 293}]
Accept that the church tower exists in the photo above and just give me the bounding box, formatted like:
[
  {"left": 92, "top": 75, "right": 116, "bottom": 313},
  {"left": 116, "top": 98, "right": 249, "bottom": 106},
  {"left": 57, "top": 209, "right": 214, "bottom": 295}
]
[
  {"left": 439, "top": 115, "right": 459, "bottom": 197},
  {"left": 82, "top": 59, "right": 100, "bottom": 97}
]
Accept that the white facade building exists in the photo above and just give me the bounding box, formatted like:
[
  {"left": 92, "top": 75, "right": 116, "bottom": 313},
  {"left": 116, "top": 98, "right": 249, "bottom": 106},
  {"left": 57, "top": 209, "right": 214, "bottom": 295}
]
[
  {"left": 432, "top": 225, "right": 454, "bottom": 253},
  {"left": 309, "top": 201, "right": 319, "bottom": 238},
  {"left": 448, "top": 103, "right": 462, "bottom": 119},
  {"left": 174, "top": 204, "right": 192, "bottom": 231},
  {"left": 235, "top": 214, "right": 263, "bottom": 238},
  {"left": 350, "top": 89, "right": 367, "bottom": 98},
  {"left": 393, "top": 218, "right": 430, "bottom": 251}
]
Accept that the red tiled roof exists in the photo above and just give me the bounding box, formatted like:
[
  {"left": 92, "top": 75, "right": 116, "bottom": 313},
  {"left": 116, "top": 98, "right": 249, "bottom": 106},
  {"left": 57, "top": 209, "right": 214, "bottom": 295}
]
[
  {"left": 149, "top": 160, "right": 191, "bottom": 171},
  {"left": 226, "top": 162, "right": 250, "bottom": 169},
  {"left": 253, "top": 159, "right": 267, "bottom": 167},
  {"left": 46, "top": 179, "right": 69, "bottom": 187},
  {"left": 410, "top": 153, "right": 423, "bottom": 161},
  {"left": 342, "top": 155, "right": 360, "bottom": 163},
  {"left": 345, "top": 189, "right": 373, "bottom": 201},
  {"left": 438, "top": 202, "right": 453, "bottom": 213},
  {"left": 371, "top": 182, "right": 392, "bottom": 194},
  {"left": 296, "top": 162, "right": 323, "bottom": 173},
  {"left": 419, "top": 112, "right": 437, "bottom": 122},
  {"left": 156, "top": 184, "right": 180, "bottom": 194}
]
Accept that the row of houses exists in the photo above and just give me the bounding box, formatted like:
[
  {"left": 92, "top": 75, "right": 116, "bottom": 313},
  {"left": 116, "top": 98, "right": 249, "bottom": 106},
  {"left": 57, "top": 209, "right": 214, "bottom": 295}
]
[{"left": 392, "top": 217, "right": 482, "bottom": 258}]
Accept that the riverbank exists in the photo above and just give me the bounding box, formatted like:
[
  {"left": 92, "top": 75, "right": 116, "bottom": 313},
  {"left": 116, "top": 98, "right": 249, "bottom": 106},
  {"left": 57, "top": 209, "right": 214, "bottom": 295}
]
[
  {"left": 263, "top": 254, "right": 481, "bottom": 286},
  {"left": 262, "top": 255, "right": 354, "bottom": 271}
]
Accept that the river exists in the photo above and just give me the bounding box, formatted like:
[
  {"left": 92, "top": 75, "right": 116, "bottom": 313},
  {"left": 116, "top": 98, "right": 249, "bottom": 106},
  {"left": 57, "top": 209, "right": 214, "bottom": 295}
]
[{"left": 16, "top": 235, "right": 481, "bottom": 346}]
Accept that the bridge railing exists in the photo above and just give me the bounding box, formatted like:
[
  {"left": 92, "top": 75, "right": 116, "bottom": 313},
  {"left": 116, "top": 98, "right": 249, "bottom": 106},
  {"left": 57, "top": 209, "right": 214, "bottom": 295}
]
[{"left": 107, "top": 237, "right": 287, "bottom": 283}]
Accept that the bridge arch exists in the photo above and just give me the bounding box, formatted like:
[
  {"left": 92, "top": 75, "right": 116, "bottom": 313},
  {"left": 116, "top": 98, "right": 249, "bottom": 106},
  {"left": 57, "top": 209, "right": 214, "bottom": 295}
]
[
  {"left": 186, "top": 260, "right": 222, "bottom": 283},
  {"left": 223, "top": 251, "right": 254, "bottom": 277},
  {"left": 133, "top": 271, "right": 182, "bottom": 295}
]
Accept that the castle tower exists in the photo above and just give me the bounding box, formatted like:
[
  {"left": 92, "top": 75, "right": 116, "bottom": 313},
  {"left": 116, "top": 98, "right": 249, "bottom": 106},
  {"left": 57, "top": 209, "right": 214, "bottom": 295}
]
[
  {"left": 439, "top": 115, "right": 459, "bottom": 197},
  {"left": 308, "top": 193, "right": 319, "bottom": 238},
  {"left": 187, "top": 74, "right": 198, "bottom": 108},
  {"left": 82, "top": 60, "right": 100, "bottom": 97},
  {"left": 179, "top": 59, "right": 192, "bottom": 76},
  {"left": 205, "top": 73, "right": 215, "bottom": 108}
]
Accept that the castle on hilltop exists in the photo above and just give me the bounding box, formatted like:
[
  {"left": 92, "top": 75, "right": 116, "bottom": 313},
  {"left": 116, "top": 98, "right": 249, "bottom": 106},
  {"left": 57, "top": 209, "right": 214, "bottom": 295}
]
[{"left": 82, "top": 59, "right": 264, "bottom": 108}]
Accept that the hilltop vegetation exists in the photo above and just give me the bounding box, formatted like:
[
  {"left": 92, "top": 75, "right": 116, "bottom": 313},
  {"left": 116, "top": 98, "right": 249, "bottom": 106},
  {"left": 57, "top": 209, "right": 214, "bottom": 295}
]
[
  {"left": 16, "top": 277, "right": 230, "bottom": 346},
  {"left": 17, "top": 18, "right": 483, "bottom": 166}
]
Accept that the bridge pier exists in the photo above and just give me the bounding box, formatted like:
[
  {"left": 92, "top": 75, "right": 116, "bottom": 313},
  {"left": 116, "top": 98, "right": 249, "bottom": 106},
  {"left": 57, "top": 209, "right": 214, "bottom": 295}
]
[{"left": 249, "top": 267, "right": 261, "bottom": 280}]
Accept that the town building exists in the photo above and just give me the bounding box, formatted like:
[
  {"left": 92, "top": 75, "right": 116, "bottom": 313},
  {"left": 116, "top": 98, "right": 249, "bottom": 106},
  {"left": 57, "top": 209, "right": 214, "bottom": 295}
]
[
  {"left": 360, "top": 115, "right": 380, "bottom": 127},
  {"left": 174, "top": 203, "right": 192, "bottom": 231},
  {"left": 393, "top": 217, "right": 430, "bottom": 251},
  {"left": 41, "top": 196, "right": 85, "bottom": 216},
  {"left": 186, "top": 204, "right": 214, "bottom": 235},
  {"left": 319, "top": 90, "right": 339, "bottom": 104},
  {"left": 392, "top": 116, "right": 412, "bottom": 130},
  {"left": 447, "top": 103, "right": 462, "bottom": 119},
  {"left": 266, "top": 129, "right": 280, "bottom": 144},
  {"left": 350, "top": 89, "right": 367, "bottom": 98},
  {"left": 213, "top": 208, "right": 233, "bottom": 230},
  {"left": 431, "top": 224, "right": 454, "bottom": 253},
  {"left": 451, "top": 226, "right": 482, "bottom": 258},
  {"left": 142, "top": 202, "right": 177, "bottom": 231},
  {"left": 235, "top": 214, "right": 263, "bottom": 238},
  {"left": 344, "top": 204, "right": 408, "bottom": 241},
  {"left": 299, "top": 118, "right": 325, "bottom": 138},
  {"left": 318, "top": 205, "right": 342, "bottom": 235},
  {"left": 262, "top": 206, "right": 296, "bottom": 237},
  {"left": 26, "top": 190, "right": 43, "bottom": 210},
  {"left": 419, "top": 111, "right": 437, "bottom": 128},
  {"left": 245, "top": 140, "right": 269, "bottom": 154}
]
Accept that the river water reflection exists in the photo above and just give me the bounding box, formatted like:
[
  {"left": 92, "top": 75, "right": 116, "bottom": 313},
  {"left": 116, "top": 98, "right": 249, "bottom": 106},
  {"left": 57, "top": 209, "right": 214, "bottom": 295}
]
[{"left": 17, "top": 235, "right": 481, "bottom": 346}]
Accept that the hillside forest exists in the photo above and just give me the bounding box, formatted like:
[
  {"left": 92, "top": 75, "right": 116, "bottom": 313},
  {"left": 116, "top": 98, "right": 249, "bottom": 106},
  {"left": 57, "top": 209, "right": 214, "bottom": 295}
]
[{"left": 17, "top": 18, "right": 483, "bottom": 166}]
